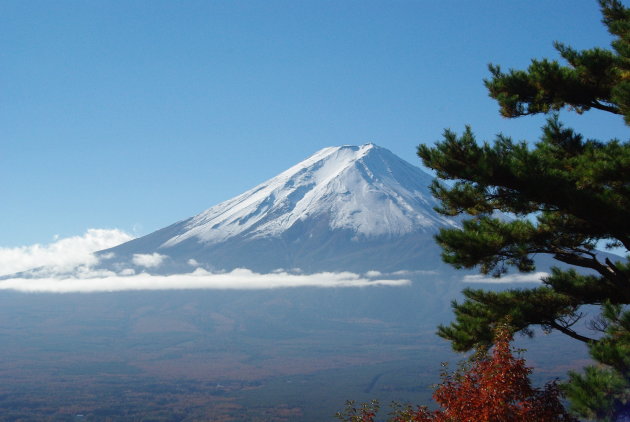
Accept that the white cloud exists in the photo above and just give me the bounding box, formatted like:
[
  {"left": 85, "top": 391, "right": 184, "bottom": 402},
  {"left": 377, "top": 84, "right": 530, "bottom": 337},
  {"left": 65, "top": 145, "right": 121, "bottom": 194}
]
[
  {"left": 391, "top": 269, "right": 438, "bottom": 276},
  {"left": 463, "top": 272, "right": 548, "bottom": 283},
  {"left": 132, "top": 253, "right": 167, "bottom": 268},
  {"left": 0, "top": 230, "right": 412, "bottom": 293},
  {"left": 0, "top": 268, "right": 411, "bottom": 293},
  {"left": 0, "top": 229, "right": 134, "bottom": 276}
]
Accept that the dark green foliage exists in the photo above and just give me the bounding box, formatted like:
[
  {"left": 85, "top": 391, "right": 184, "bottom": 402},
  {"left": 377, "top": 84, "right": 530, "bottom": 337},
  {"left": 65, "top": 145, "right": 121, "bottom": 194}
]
[
  {"left": 418, "top": 1, "right": 630, "bottom": 419},
  {"left": 564, "top": 304, "right": 630, "bottom": 421},
  {"left": 565, "top": 366, "right": 628, "bottom": 421},
  {"left": 485, "top": 0, "right": 630, "bottom": 122}
]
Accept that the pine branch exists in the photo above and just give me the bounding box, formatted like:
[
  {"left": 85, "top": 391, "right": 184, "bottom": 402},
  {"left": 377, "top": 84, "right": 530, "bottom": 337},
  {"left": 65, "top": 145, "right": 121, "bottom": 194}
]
[
  {"left": 590, "top": 100, "right": 622, "bottom": 114},
  {"left": 547, "top": 320, "right": 598, "bottom": 344}
]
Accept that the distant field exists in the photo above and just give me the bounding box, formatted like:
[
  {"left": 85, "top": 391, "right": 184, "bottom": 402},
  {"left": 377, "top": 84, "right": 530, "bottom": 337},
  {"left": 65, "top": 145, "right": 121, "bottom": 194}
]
[{"left": 0, "top": 280, "right": 590, "bottom": 421}]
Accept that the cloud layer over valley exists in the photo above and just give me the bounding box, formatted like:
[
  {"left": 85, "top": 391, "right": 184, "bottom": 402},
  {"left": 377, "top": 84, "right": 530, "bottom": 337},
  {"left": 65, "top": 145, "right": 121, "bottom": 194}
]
[
  {"left": 463, "top": 272, "right": 548, "bottom": 283},
  {"left": 0, "top": 230, "right": 410, "bottom": 293}
]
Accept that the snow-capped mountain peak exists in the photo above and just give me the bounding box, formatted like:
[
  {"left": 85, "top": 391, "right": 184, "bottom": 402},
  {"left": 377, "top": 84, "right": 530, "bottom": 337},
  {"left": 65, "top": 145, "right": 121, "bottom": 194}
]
[{"left": 161, "top": 144, "right": 454, "bottom": 248}]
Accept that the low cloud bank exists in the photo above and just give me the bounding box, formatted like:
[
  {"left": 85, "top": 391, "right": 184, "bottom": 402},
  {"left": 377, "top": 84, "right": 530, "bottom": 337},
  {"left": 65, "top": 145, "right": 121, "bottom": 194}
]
[
  {"left": 0, "top": 268, "right": 410, "bottom": 293},
  {"left": 0, "top": 229, "right": 134, "bottom": 276},
  {"left": 463, "top": 272, "right": 548, "bottom": 283},
  {"left": 0, "top": 230, "right": 410, "bottom": 293}
]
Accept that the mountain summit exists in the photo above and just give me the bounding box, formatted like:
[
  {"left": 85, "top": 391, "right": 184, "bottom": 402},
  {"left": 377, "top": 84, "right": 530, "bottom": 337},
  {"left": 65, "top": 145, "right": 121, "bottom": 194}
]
[
  {"left": 166, "top": 144, "right": 452, "bottom": 245},
  {"left": 100, "top": 144, "right": 457, "bottom": 273}
]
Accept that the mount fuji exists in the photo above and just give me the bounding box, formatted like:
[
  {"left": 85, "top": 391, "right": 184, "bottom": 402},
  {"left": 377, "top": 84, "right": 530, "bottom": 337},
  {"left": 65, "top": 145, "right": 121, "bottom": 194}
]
[{"left": 99, "top": 144, "right": 458, "bottom": 273}]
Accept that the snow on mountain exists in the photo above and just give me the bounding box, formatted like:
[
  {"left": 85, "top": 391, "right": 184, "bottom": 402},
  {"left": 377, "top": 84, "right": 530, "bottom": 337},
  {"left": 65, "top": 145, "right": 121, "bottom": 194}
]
[
  {"left": 162, "top": 144, "right": 454, "bottom": 248},
  {"left": 99, "top": 144, "right": 458, "bottom": 273}
]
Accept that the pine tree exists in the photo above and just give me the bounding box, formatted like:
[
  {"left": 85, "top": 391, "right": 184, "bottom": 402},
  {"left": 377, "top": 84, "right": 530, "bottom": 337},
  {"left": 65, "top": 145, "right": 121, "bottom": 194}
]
[{"left": 416, "top": 1, "right": 630, "bottom": 419}]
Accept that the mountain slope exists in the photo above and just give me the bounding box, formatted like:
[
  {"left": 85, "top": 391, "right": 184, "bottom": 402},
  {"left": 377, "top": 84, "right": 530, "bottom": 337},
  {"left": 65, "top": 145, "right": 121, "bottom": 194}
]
[{"left": 100, "top": 144, "right": 457, "bottom": 273}]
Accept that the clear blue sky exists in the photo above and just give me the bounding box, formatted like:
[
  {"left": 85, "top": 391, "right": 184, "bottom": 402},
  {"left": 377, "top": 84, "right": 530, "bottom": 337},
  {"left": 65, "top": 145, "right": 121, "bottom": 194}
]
[{"left": 2, "top": 0, "right": 627, "bottom": 247}]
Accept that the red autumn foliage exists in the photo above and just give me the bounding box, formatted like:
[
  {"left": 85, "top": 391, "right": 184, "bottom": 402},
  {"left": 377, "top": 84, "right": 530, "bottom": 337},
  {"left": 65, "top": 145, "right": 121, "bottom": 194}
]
[{"left": 338, "top": 325, "right": 576, "bottom": 422}]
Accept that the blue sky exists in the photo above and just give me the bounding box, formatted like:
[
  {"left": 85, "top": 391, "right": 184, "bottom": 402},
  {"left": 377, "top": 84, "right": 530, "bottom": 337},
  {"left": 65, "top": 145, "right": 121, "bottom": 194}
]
[{"left": 2, "top": 0, "right": 628, "bottom": 247}]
